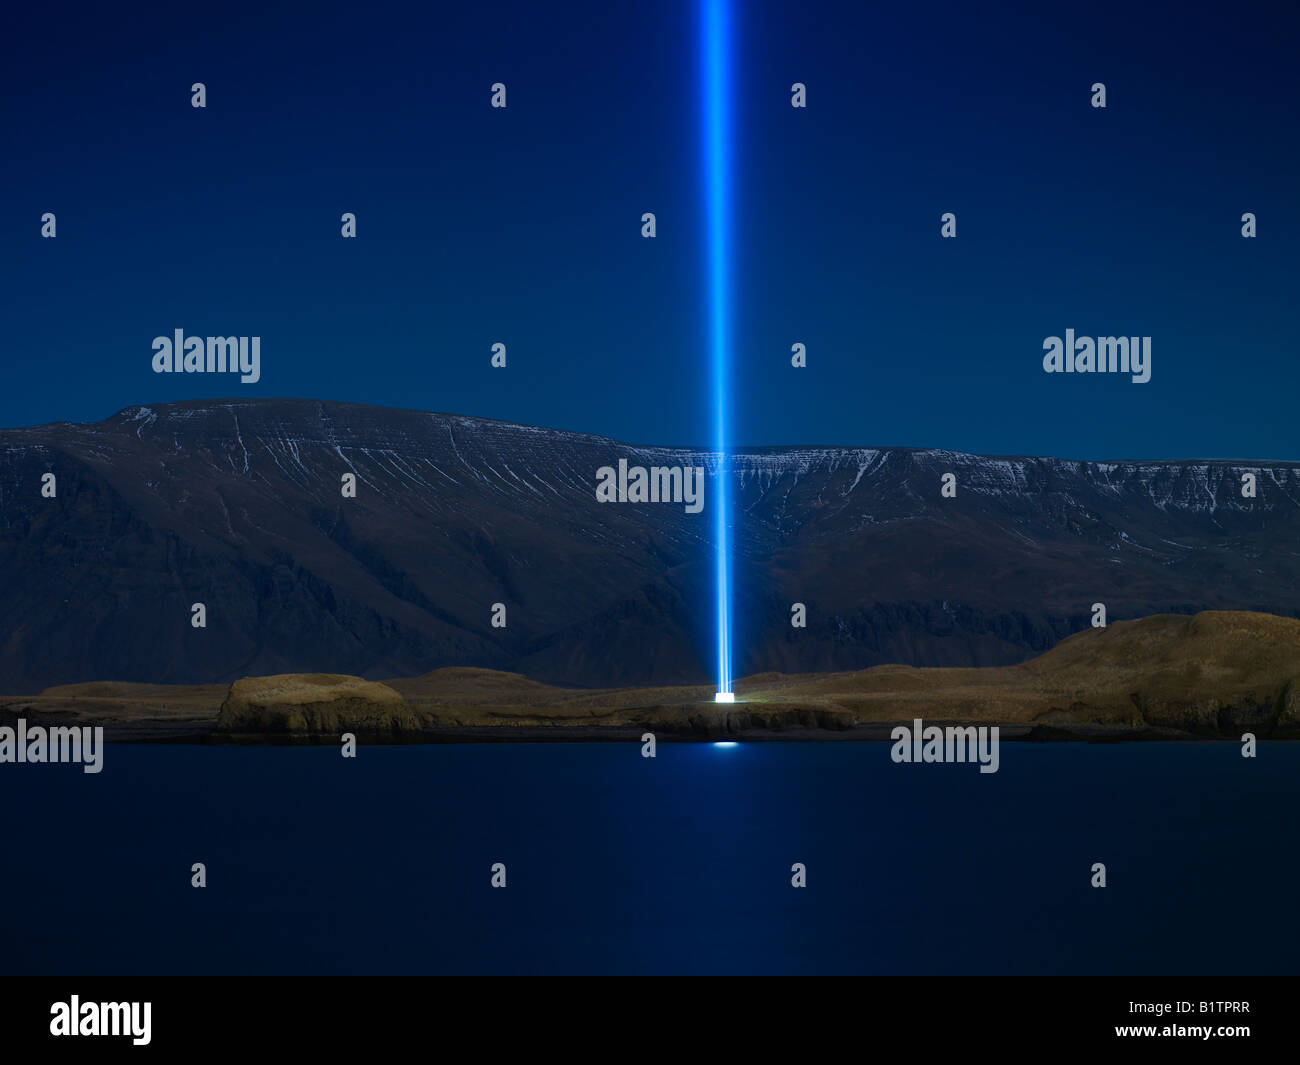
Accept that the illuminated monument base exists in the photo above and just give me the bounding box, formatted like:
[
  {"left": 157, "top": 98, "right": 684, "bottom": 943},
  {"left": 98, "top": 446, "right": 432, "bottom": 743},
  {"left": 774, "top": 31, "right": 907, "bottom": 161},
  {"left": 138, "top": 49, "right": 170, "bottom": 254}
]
[{"left": 714, "top": 692, "right": 735, "bottom": 703}]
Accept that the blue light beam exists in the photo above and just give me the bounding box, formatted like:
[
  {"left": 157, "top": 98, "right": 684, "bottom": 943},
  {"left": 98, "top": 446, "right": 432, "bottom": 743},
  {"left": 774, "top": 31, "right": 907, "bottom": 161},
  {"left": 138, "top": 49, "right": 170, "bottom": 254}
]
[{"left": 702, "top": 0, "right": 733, "bottom": 698}]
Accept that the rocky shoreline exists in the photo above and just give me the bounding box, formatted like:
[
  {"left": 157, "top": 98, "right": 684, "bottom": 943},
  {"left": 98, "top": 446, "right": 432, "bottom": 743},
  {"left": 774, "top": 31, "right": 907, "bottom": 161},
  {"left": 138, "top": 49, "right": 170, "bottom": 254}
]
[{"left": 5, "top": 612, "right": 1300, "bottom": 744}]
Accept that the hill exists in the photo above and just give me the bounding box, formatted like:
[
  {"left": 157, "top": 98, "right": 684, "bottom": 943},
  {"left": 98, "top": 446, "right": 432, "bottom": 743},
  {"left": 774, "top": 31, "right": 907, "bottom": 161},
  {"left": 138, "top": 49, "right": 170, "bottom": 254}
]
[{"left": 4, "top": 611, "right": 1296, "bottom": 740}]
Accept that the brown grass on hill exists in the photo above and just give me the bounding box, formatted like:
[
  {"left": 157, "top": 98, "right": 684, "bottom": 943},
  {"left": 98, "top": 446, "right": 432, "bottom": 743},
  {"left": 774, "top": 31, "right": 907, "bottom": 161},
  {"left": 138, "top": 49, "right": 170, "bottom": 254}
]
[{"left": 3, "top": 611, "right": 1298, "bottom": 736}]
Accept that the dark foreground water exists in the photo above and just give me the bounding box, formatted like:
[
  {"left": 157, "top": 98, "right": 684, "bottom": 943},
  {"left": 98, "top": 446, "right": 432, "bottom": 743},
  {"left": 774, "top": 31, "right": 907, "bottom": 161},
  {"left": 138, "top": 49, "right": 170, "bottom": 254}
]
[{"left": 1, "top": 741, "right": 1294, "bottom": 975}]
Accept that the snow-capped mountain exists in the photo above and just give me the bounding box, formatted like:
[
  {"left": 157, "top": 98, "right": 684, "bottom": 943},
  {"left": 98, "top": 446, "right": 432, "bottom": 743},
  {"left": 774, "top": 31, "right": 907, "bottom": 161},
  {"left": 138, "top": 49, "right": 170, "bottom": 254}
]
[{"left": 2, "top": 398, "right": 1297, "bottom": 691}]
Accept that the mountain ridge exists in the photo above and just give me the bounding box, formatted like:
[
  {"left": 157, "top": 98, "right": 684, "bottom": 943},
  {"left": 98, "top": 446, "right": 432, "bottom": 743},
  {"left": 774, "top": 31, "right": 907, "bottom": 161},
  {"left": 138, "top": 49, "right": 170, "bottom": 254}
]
[{"left": 14, "top": 398, "right": 1296, "bottom": 464}]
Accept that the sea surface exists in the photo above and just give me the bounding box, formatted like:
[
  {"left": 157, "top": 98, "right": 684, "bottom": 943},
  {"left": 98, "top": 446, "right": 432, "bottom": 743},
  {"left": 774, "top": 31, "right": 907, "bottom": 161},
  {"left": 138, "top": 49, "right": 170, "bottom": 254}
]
[{"left": 2, "top": 741, "right": 1294, "bottom": 975}]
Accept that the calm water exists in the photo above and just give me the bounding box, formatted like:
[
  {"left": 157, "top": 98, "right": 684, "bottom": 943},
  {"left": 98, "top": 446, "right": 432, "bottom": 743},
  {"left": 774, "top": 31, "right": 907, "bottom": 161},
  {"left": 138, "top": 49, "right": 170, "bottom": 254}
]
[{"left": 1, "top": 741, "right": 1294, "bottom": 975}]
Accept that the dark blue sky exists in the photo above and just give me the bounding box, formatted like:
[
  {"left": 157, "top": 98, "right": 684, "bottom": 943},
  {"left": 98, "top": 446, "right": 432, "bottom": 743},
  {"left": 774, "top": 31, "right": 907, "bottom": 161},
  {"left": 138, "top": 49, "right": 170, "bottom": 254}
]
[{"left": 4, "top": 0, "right": 1297, "bottom": 459}]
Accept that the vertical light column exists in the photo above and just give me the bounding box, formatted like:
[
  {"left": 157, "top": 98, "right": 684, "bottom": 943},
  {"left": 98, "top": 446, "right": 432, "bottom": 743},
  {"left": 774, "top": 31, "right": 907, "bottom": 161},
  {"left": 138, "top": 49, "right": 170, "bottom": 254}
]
[{"left": 702, "top": 0, "right": 733, "bottom": 702}]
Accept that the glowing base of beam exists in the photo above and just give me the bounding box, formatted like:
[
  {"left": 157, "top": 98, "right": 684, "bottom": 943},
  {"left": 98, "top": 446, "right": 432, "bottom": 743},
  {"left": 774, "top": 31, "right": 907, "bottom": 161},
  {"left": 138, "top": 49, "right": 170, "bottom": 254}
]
[{"left": 714, "top": 692, "right": 735, "bottom": 703}]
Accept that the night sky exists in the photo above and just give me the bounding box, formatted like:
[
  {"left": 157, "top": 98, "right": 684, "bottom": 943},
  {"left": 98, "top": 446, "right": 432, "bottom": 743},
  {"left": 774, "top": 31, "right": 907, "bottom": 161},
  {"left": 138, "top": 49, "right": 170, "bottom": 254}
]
[{"left": 4, "top": 0, "right": 1297, "bottom": 459}]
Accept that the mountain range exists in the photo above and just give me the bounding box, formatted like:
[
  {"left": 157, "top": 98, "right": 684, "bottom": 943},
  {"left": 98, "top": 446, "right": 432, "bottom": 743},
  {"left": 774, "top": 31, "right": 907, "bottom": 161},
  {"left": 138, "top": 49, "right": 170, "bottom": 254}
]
[{"left": 2, "top": 399, "right": 1298, "bottom": 692}]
